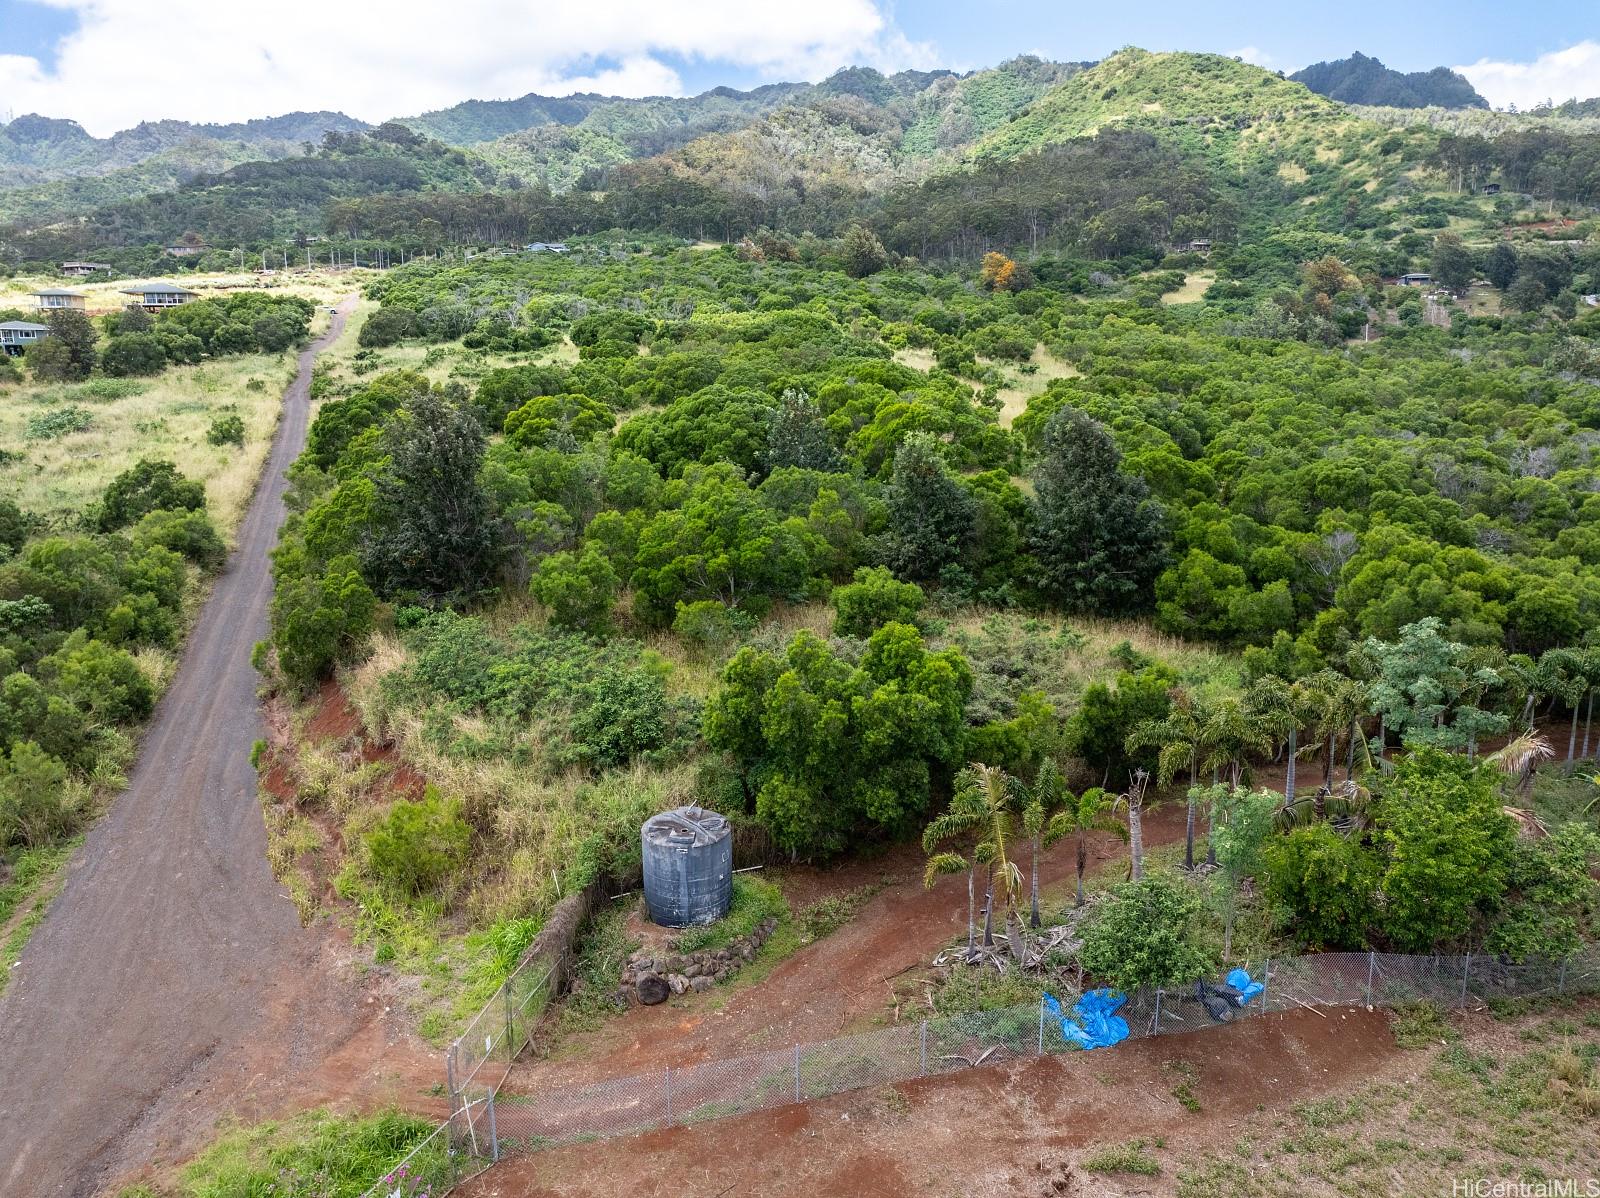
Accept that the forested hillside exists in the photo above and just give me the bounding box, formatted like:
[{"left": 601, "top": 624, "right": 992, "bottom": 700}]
[{"left": 1291, "top": 52, "right": 1488, "bottom": 109}]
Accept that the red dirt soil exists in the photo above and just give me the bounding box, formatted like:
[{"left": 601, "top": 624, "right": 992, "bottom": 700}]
[
  {"left": 466, "top": 1007, "right": 1403, "bottom": 1198},
  {"left": 503, "top": 804, "right": 1189, "bottom": 1092}
]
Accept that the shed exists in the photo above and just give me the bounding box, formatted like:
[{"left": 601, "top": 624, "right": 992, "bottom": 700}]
[
  {"left": 0, "top": 320, "right": 50, "bottom": 356},
  {"left": 60, "top": 261, "right": 113, "bottom": 277},
  {"left": 1397, "top": 272, "right": 1433, "bottom": 287},
  {"left": 641, "top": 806, "right": 733, "bottom": 927}
]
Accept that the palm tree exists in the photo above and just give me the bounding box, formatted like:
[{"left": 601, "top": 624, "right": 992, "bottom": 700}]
[
  {"left": 922, "top": 763, "right": 1020, "bottom": 952},
  {"left": 1244, "top": 675, "right": 1319, "bottom": 805},
  {"left": 1015, "top": 759, "right": 1068, "bottom": 928},
  {"left": 1112, "top": 768, "right": 1151, "bottom": 881},
  {"left": 1487, "top": 729, "right": 1556, "bottom": 805},
  {"left": 1541, "top": 648, "right": 1591, "bottom": 767},
  {"left": 1049, "top": 785, "right": 1127, "bottom": 908},
  {"left": 1126, "top": 689, "right": 1210, "bottom": 870}
]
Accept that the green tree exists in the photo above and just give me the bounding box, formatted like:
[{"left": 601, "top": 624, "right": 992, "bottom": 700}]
[
  {"left": 831, "top": 566, "right": 923, "bottom": 638},
  {"left": 1485, "top": 824, "right": 1600, "bottom": 962},
  {"left": 881, "top": 433, "right": 976, "bottom": 582},
  {"left": 1027, "top": 407, "right": 1166, "bottom": 613},
  {"left": 1262, "top": 823, "right": 1380, "bottom": 950},
  {"left": 706, "top": 623, "right": 972, "bottom": 858},
  {"left": 840, "top": 224, "right": 889, "bottom": 278},
  {"left": 360, "top": 390, "right": 502, "bottom": 600},
  {"left": 1485, "top": 242, "right": 1520, "bottom": 291},
  {"left": 1505, "top": 273, "right": 1547, "bottom": 313},
  {"left": 1362, "top": 618, "right": 1508, "bottom": 755},
  {"left": 100, "top": 332, "right": 167, "bottom": 377},
  {"left": 1127, "top": 688, "right": 1212, "bottom": 870},
  {"left": 1429, "top": 232, "right": 1474, "bottom": 295},
  {"left": 97, "top": 459, "right": 205, "bottom": 531},
  {"left": 503, "top": 392, "right": 614, "bottom": 449},
  {"left": 1374, "top": 748, "right": 1514, "bottom": 951},
  {"left": 766, "top": 388, "right": 841, "bottom": 473},
  {"left": 1079, "top": 874, "right": 1215, "bottom": 992},
  {"left": 530, "top": 545, "right": 619, "bottom": 633},
  {"left": 41, "top": 308, "right": 97, "bottom": 380},
  {"left": 1207, "top": 785, "right": 1279, "bottom": 959},
  {"left": 268, "top": 553, "right": 378, "bottom": 686}
]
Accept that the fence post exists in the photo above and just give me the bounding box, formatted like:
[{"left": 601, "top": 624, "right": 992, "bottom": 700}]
[
  {"left": 793, "top": 1043, "right": 802, "bottom": 1103},
  {"left": 1558, "top": 958, "right": 1568, "bottom": 994},
  {"left": 504, "top": 979, "right": 516, "bottom": 1058},
  {"left": 446, "top": 1043, "right": 458, "bottom": 1114},
  {"left": 1366, "top": 951, "right": 1376, "bottom": 1007},
  {"left": 1037, "top": 996, "right": 1046, "bottom": 1054},
  {"left": 1460, "top": 953, "right": 1471, "bottom": 1007},
  {"left": 920, "top": 1021, "right": 928, "bottom": 1075},
  {"left": 486, "top": 1089, "right": 500, "bottom": 1163},
  {"left": 664, "top": 1066, "right": 673, "bottom": 1124},
  {"left": 1262, "top": 959, "right": 1271, "bottom": 1012},
  {"left": 1153, "top": 988, "right": 1163, "bottom": 1034}
]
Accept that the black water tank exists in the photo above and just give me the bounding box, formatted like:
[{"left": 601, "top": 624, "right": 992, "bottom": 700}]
[{"left": 641, "top": 806, "right": 732, "bottom": 927}]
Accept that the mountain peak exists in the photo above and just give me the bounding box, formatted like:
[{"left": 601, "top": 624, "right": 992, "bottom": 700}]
[{"left": 1290, "top": 53, "right": 1488, "bottom": 109}]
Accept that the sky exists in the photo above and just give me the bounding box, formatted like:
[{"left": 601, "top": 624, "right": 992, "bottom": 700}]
[{"left": 0, "top": 0, "right": 1597, "bottom": 136}]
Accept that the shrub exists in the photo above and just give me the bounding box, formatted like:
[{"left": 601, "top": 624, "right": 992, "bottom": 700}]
[
  {"left": 830, "top": 566, "right": 923, "bottom": 637},
  {"left": 100, "top": 332, "right": 167, "bottom": 377},
  {"left": 207, "top": 413, "right": 246, "bottom": 447},
  {"left": 38, "top": 632, "right": 154, "bottom": 723},
  {"left": 358, "top": 306, "right": 419, "bottom": 348},
  {"left": 1262, "top": 824, "right": 1379, "bottom": 950},
  {"left": 98, "top": 459, "right": 205, "bottom": 531},
  {"left": 24, "top": 406, "right": 92, "bottom": 440},
  {"left": 1078, "top": 874, "right": 1215, "bottom": 992},
  {"left": 132, "top": 508, "right": 226, "bottom": 570},
  {"left": 530, "top": 546, "right": 618, "bottom": 633},
  {"left": 364, "top": 786, "right": 470, "bottom": 896},
  {"left": 0, "top": 741, "right": 78, "bottom": 849}
]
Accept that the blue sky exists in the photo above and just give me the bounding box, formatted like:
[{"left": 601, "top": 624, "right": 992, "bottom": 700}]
[{"left": 1, "top": 0, "right": 1597, "bottom": 134}]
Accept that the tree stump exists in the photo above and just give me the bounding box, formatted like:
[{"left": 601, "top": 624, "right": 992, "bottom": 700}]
[{"left": 636, "top": 973, "right": 669, "bottom": 1006}]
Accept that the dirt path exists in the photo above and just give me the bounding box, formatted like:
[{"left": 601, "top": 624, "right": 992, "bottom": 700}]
[
  {"left": 467, "top": 1006, "right": 1405, "bottom": 1198},
  {"left": 0, "top": 300, "right": 436, "bottom": 1197},
  {"left": 507, "top": 804, "right": 1188, "bottom": 1092}
]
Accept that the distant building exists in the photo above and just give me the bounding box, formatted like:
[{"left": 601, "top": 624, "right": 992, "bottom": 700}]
[
  {"left": 165, "top": 243, "right": 207, "bottom": 258},
  {"left": 119, "top": 281, "right": 199, "bottom": 309},
  {"left": 1183, "top": 238, "right": 1213, "bottom": 254},
  {"left": 0, "top": 320, "right": 50, "bottom": 357},
  {"left": 32, "top": 287, "right": 88, "bottom": 311},
  {"left": 60, "top": 261, "right": 113, "bottom": 277},
  {"left": 1584, "top": 294, "right": 1600, "bottom": 308},
  {"left": 524, "top": 242, "right": 570, "bottom": 254},
  {"left": 1397, "top": 272, "right": 1434, "bottom": 287},
  {"left": 1481, "top": 182, "right": 1502, "bottom": 196}
]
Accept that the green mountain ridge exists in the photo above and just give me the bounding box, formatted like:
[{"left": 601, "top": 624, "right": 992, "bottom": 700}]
[{"left": 1291, "top": 52, "right": 1488, "bottom": 110}]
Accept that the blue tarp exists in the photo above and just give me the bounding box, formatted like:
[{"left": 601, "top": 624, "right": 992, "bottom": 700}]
[
  {"left": 1226, "top": 968, "right": 1265, "bottom": 1004},
  {"left": 1046, "top": 988, "right": 1129, "bottom": 1050}
]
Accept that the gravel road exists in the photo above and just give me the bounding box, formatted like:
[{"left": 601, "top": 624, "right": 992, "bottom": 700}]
[{"left": 0, "top": 300, "right": 376, "bottom": 1196}]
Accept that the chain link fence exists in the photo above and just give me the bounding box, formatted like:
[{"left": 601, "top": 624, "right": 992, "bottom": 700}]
[
  {"left": 485, "top": 944, "right": 1600, "bottom": 1157},
  {"left": 363, "top": 942, "right": 1600, "bottom": 1194}
]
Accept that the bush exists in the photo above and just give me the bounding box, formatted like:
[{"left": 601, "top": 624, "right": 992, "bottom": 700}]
[
  {"left": 98, "top": 459, "right": 205, "bottom": 531},
  {"left": 831, "top": 566, "right": 923, "bottom": 637},
  {"left": 1078, "top": 874, "right": 1215, "bottom": 992},
  {"left": 1262, "top": 824, "right": 1379, "bottom": 950},
  {"left": 24, "top": 406, "right": 93, "bottom": 440},
  {"left": 358, "top": 307, "right": 419, "bottom": 348},
  {"left": 38, "top": 631, "right": 154, "bottom": 723},
  {"left": 132, "top": 508, "right": 226, "bottom": 570},
  {"left": 100, "top": 333, "right": 167, "bottom": 377},
  {"left": 207, "top": 413, "right": 246, "bottom": 447},
  {"left": 364, "top": 786, "right": 470, "bottom": 896},
  {"left": 0, "top": 741, "right": 78, "bottom": 849}
]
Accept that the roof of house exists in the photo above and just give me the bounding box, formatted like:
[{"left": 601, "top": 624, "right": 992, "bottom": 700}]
[
  {"left": 32, "top": 287, "right": 85, "bottom": 296},
  {"left": 119, "top": 281, "right": 198, "bottom": 295},
  {"left": 0, "top": 321, "right": 50, "bottom": 332}
]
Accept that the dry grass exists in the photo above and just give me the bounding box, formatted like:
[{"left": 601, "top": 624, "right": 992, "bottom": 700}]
[
  {"left": 891, "top": 346, "right": 938, "bottom": 372},
  {"left": 993, "top": 344, "right": 1081, "bottom": 428},
  {"left": 0, "top": 353, "right": 298, "bottom": 538},
  {"left": 1161, "top": 272, "right": 1216, "bottom": 305}
]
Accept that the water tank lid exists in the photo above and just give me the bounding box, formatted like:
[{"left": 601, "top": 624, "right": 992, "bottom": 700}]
[{"left": 642, "top": 806, "right": 730, "bottom": 847}]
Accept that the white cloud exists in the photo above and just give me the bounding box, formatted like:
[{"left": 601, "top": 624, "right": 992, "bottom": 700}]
[
  {"left": 0, "top": 0, "right": 937, "bottom": 135},
  {"left": 1230, "top": 46, "right": 1272, "bottom": 68},
  {"left": 1455, "top": 40, "right": 1600, "bottom": 110}
]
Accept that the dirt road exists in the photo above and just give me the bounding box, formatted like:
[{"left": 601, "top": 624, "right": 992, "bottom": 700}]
[{"left": 0, "top": 300, "right": 427, "bottom": 1196}]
